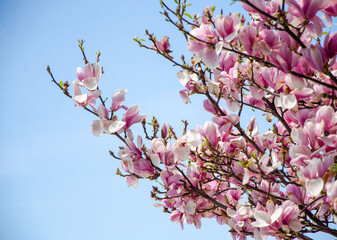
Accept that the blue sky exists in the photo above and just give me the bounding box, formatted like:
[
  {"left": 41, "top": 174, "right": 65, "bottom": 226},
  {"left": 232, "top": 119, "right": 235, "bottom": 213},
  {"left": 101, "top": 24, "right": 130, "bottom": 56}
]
[{"left": 0, "top": 0, "right": 335, "bottom": 240}]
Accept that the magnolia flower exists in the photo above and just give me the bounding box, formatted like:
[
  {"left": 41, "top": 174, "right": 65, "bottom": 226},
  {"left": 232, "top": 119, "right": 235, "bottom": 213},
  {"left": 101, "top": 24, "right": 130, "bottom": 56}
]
[
  {"left": 324, "top": 32, "right": 337, "bottom": 58},
  {"left": 201, "top": 6, "right": 214, "bottom": 25},
  {"left": 91, "top": 119, "right": 126, "bottom": 137},
  {"left": 110, "top": 89, "right": 127, "bottom": 112},
  {"left": 287, "top": 0, "right": 330, "bottom": 19},
  {"left": 76, "top": 63, "right": 101, "bottom": 91},
  {"left": 126, "top": 175, "right": 138, "bottom": 188},
  {"left": 251, "top": 207, "right": 282, "bottom": 228},
  {"left": 215, "top": 13, "right": 240, "bottom": 42},
  {"left": 279, "top": 200, "right": 303, "bottom": 232},
  {"left": 239, "top": 26, "right": 258, "bottom": 56},
  {"left": 187, "top": 24, "right": 222, "bottom": 69},
  {"left": 122, "top": 105, "right": 147, "bottom": 129},
  {"left": 302, "top": 44, "right": 327, "bottom": 72},
  {"left": 73, "top": 81, "right": 101, "bottom": 108},
  {"left": 152, "top": 36, "right": 171, "bottom": 54}
]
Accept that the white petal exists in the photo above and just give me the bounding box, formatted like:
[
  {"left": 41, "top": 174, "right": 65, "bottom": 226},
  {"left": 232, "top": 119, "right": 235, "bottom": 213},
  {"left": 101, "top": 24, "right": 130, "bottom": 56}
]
[
  {"left": 280, "top": 93, "right": 297, "bottom": 110},
  {"left": 252, "top": 211, "right": 270, "bottom": 227},
  {"left": 192, "top": 51, "right": 203, "bottom": 65},
  {"left": 94, "top": 63, "right": 101, "bottom": 82},
  {"left": 306, "top": 178, "right": 324, "bottom": 196},
  {"left": 75, "top": 94, "right": 88, "bottom": 104},
  {"left": 92, "top": 120, "right": 103, "bottom": 137},
  {"left": 177, "top": 71, "right": 190, "bottom": 86},
  {"left": 126, "top": 176, "right": 138, "bottom": 188},
  {"left": 254, "top": 229, "right": 267, "bottom": 240},
  {"left": 225, "top": 32, "right": 237, "bottom": 42},
  {"left": 174, "top": 146, "right": 190, "bottom": 161},
  {"left": 270, "top": 208, "right": 282, "bottom": 223},
  {"left": 150, "top": 154, "right": 161, "bottom": 167},
  {"left": 82, "top": 77, "right": 98, "bottom": 91},
  {"left": 184, "top": 200, "right": 196, "bottom": 215},
  {"left": 242, "top": 168, "right": 250, "bottom": 185},
  {"left": 202, "top": 48, "right": 219, "bottom": 69},
  {"left": 289, "top": 220, "right": 303, "bottom": 232},
  {"left": 109, "top": 121, "right": 126, "bottom": 133},
  {"left": 215, "top": 41, "right": 224, "bottom": 55}
]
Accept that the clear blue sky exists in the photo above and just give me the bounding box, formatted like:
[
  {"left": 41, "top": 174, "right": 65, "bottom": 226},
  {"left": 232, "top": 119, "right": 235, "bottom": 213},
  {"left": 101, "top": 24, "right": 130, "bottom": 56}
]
[{"left": 0, "top": 0, "right": 335, "bottom": 240}]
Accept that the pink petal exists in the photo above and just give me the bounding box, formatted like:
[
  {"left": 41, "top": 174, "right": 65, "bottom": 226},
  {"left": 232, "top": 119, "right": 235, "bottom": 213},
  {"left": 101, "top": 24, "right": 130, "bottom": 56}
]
[
  {"left": 201, "top": 48, "right": 219, "bottom": 69},
  {"left": 92, "top": 120, "right": 103, "bottom": 136},
  {"left": 126, "top": 176, "right": 138, "bottom": 188}
]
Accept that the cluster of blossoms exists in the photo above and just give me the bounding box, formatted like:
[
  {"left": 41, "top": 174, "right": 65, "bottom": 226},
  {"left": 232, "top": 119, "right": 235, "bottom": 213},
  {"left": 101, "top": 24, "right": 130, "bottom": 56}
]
[
  {"left": 51, "top": 0, "right": 337, "bottom": 239},
  {"left": 72, "top": 62, "right": 147, "bottom": 136}
]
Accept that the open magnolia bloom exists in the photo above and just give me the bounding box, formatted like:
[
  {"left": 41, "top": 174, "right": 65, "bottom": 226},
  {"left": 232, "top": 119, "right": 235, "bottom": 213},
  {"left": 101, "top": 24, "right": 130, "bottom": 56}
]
[{"left": 76, "top": 63, "right": 102, "bottom": 91}]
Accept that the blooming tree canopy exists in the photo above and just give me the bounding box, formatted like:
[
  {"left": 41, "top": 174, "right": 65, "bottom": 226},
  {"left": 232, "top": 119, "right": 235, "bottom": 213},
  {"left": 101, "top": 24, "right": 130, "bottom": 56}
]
[{"left": 48, "top": 0, "right": 337, "bottom": 239}]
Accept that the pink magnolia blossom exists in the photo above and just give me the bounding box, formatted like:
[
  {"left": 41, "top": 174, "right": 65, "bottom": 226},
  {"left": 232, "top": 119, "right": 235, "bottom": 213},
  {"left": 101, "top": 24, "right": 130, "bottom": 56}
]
[
  {"left": 286, "top": 184, "right": 309, "bottom": 205},
  {"left": 110, "top": 89, "right": 127, "bottom": 112},
  {"left": 239, "top": 26, "right": 258, "bottom": 56},
  {"left": 91, "top": 104, "right": 126, "bottom": 136},
  {"left": 215, "top": 13, "right": 241, "bottom": 42},
  {"left": 187, "top": 24, "right": 222, "bottom": 69},
  {"left": 73, "top": 81, "right": 101, "bottom": 108},
  {"left": 278, "top": 200, "right": 303, "bottom": 233},
  {"left": 316, "top": 105, "right": 337, "bottom": 132},
  {"left": 201, "top": 6, "right": 214, "bottom": 25},
  {"left": 324, "top": 32, "right": 337, "bottom": 59},
  {"left": 268, "top": 44, "right": 298, "bottom": 73},
  {"left": 326, "top": 180, "right": 337, "bottom": 213},
  {"left": 241, "top": 0, "right": 279, "bottom": 20},
  {"left": 91, "top": 119, "right": 126, "bottom": 136},
  {"left": 122, "top": 105, "right": 147, "bottom": 129},
  {"left": 152, "top": 36, "right": 171, "bottom": 54},
  {"left": 126, "top": 175, "right": 138, "bottom": 188},
  {"left": 76, "top": 63, "right": 101, "bottom": 90},
  {"left": 213, "top": 114, "right": 240, "bottom": 132},
  {"left": 179, "top": 90, "right": 191, "bottom": 104},
  {"left": 287, "top": 0, "right": 330, "bottom": 19},
  {"left": 251, "top": 204, "right": 282, "bottom": 228},
  {"left": 302, "top": 44, "right": 327, "bottom": 72},
  {"left": 219, "top": 51, "right": 238, "bottom": 73},
  {"left": 197, "top": 121, "right": 219, "bottom": 147},
  {"left": 323, "top": 2, "right": 337, "bottom": 28}
]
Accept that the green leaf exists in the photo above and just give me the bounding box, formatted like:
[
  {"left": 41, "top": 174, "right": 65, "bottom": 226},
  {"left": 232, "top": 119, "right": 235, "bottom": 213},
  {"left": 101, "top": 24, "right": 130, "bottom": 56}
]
[
  {"left": 60, "top": 81, "right": 63, "bottom": 88},
  {"left": 204, "top": 162, "right": 213, "bottom": 167},
  {"left": 230, "top": 0, "right": 240, "bottom": 5},
  {"left": 329, "top": 164, "right": 337, "bottom": 172},
  {"left": 211, "top": 6, "right": 216, "bottom": 13},
  {"left": 184, "top": 13, "right": 192, "bottom": 19},
  {"left": 246, "top": 159, "right": 253, "bottom": 167}
]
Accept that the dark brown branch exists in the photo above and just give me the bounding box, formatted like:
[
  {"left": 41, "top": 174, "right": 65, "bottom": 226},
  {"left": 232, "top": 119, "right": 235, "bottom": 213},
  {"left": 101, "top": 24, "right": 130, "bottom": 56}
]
[{"left": 262, "top": 97, "right": 292, "bottom": 134}]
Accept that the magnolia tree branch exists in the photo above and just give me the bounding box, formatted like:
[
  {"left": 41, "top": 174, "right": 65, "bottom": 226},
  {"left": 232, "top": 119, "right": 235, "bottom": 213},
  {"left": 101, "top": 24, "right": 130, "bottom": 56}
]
[{"left": 50, "top": 0, "right": 337, "bottom": 239}]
